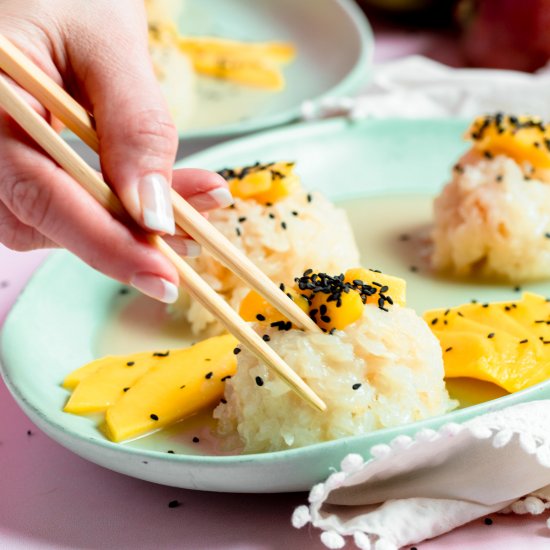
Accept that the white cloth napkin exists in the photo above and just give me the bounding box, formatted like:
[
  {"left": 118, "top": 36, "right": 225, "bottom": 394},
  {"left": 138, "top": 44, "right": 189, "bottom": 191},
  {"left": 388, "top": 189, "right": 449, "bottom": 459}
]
[
  {"left": 300, "top": 55, "right": 550, "bottom": 121},
  {"left": 293, "top": 57, "right": 550, "bottom": 549},
  {"left": 293, "top": 401, "right": 550, "bottom": 550}
]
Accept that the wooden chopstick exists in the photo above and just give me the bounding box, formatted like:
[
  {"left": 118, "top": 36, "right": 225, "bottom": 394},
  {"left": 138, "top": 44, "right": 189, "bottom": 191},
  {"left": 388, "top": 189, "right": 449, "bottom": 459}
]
[
  {"left": 0, "top": 74, "right": 326, "bottom": 412},
  {"left": 0, "top": 34, "right": 321, "bottom": 335}
]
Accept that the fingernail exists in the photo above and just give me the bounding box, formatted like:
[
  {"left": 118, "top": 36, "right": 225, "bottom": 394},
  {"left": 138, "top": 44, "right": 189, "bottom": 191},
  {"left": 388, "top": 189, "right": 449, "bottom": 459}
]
[
  {"left": 168, "top": 238, "right": 202, "bottom": 257},
  {"left": 130, "top": 273, "right": 178, "bottom": 304},
  {"left": 138, "top": 174, "right": 175, "bottom": 234},
  {"left": 187, "top": 187, "right": 234, "bottom": 211}
]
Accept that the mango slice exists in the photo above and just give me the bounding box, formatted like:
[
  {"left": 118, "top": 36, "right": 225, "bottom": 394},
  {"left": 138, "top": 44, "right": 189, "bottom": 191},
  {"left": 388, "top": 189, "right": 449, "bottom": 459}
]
[
  {"left": 468, "top": 114, "right": 550, "bottom": 170},
  {"left": 344, "top": 268, "right": 407, "bottom": 308},
  {"left": 219, "top": 161, "right": 299, "bottom": 204},
  {"left": 308, "top": 288, "right": 364, "bottom": 332},
  {"left": 63, "top": 351, "right": 176, "bottom": 414},
  {"left": 104, "top": 334, "right": 238, "bottom": 442},
  {"left": 424, "top": 292, "right": 550, "bottom": 392},
  {"left": 239, "top": 286, "right": 309, "bottom": 327},
  {"left": 177, "top": 37, "right": 295, "bottom": 90},
  {"left": 177, "top": 37, "right": 295, "bottom": 64}
]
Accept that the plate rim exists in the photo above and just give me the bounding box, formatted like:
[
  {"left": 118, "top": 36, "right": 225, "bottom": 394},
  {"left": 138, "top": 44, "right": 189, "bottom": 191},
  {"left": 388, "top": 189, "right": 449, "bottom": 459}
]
[
  {"left": 176, "top": 0, "right": 374, "bottom": 141},
  {"left": 3, "top": 117, "right": 550, "bottom": 491}
]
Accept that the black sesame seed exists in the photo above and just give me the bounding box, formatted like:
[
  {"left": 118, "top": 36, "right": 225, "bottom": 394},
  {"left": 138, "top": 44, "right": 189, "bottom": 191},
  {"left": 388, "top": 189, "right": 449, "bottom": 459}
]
[
  {"left": 487, "top": 333, "right": 495, "bottom": 339},
  {"left": 235, "top": 227, "right": 241, "bottom": 237},
  {"left": 220, "top": 398, "right": 227, "bottom": 404},
  {"left": 545, "top": 233, "right": 550, "bottom": 239},
  {"left": 150, "top": 414, "right": 159, "bottom": 421},
  {"left": 399, "top": 234, "right": 410, "bottom": 241},
  {"left": 126, "top": 361, "right": 135, "bottom": 366},
  {"left": 409, "top": 266, "right": 418, "bottom": 272},
  {"left": 26, "top": 430, "right": 33, "bottom": 436},
  {"left": 205, "top": 372, "right": 213, "bottom": 379},
  {"left": 268, "top": 213, "right": 275, "bottom": 219},
  {"left": 119, "top": 287, "right": 129, "bottom": 295},
  {"left": 255, "top": 376, "right": 264, "bottom": 387},
  {"left": 266, "top": 202, "right": 273, "bottom": 207},
  {"left": 238, "top": 216, "right": 247, "bottom": 223},
  {"left": 307, "top": 193, "right": 312, "bottom": 203},
  {"left": 179, "top": 385, "right": 186, "bottom": 389},
  {"left": 431, "top": 318, "right": 438, "bottom": 325},
  {"left": 233, "top": 347, "right": 241, "bottom": 355},
  {"left": 123, "top": 387, "right": 130, "bottom": 392},
  {"left": 519, "top": 339, "right": 528, "bottom": 344},
  {"left": 168, "top": 500, "right": 181, "bottom": 508},
  {"left": 167, "top": 450, "right": 175, "bottom": 454},
  {"left": 256, "top": 314, "right": 266, "bottom": 321},
  {"left": 262, "top": 334, "right": 271, "bottom": 342},
  {"left": 221, "top": 375, "right": 232, "bottom": 381},
  {"left": 445, "top": 347, "right": 453, "bottom": 352},
  {"left": 482, "top": 303, "right": 489, "bottom": 308},
  {"left": 321, "top": 315, "right": 331, "bottom": 323},
  {"left": 153, "top": 351, "right": 170, "bottom": 357},
  {"left": 192, "top": 437, "right": 200, "bottom": 443},
  {"left": 352, "top": 383, "right": 362, "bottom": 390},
  {"left": 281, "top": 221, "right": 287, "bottom": 230},
  {"left": 484, "top": 517, "right": 493, "bottom": 525},
  {"left": 496, "top": 175, "right": 503, "bottom": 182},
  {"left": 292, "top": 211, "right": 299, "bottom": 216},
  {"left": 514, "top": 286, "right": 521, "bottom": 292}
]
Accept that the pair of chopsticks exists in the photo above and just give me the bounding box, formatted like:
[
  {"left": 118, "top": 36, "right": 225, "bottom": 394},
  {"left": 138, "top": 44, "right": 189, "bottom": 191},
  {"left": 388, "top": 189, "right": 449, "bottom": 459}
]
[{"left": 0, "top": 34, "right": 326, "bottom": 412}]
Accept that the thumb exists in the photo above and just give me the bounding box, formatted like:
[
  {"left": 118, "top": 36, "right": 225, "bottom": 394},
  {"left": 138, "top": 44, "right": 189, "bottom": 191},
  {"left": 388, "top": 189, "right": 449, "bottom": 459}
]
[{"left": 73, "top": 7, "right": 178, "bottom": 235}]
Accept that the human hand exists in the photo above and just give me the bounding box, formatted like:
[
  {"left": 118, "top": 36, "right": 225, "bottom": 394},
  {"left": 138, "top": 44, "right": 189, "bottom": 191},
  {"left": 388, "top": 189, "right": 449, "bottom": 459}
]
[{"left": 0, "top": 0, "right": 232, "bottom": 303}]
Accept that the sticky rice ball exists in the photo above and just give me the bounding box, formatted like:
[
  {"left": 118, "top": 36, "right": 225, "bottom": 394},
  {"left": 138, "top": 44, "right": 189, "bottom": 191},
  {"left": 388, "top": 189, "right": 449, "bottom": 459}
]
[
  {"left": 174, "top": 163, "right": 360, "bottom": 334},
  {"left": 432, "top": 114, "right": 550, "bottom": 282},
  {"left": 214, "top": 304, "right": 454, "bottom": 453},
  {"left": 214, "top": 269, "right": 454, "bottom": 453}
]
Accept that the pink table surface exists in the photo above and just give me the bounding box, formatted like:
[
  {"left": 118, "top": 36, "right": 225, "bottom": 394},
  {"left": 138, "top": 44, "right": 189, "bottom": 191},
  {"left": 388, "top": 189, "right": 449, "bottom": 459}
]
[{"left": 2, "top": 14, "right": 550, "bottom": 550}]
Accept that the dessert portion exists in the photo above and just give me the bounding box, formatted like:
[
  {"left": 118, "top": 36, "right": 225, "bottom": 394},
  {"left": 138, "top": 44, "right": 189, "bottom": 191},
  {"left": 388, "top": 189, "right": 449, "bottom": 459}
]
[
  {"left": 215, "top": 268, "right": 455, "bottom": 453},
  {"left": 63, "top": 269, "right": 454, "bottom": 451},
  {"left": 432, "top": 114, "right": 550, "bottom": 282},
  {"left": 173, "top": 162, "right": 360, "bottom": 335},
  {"left": 144, "top": 0, "right": 295, "bottom": 128}
]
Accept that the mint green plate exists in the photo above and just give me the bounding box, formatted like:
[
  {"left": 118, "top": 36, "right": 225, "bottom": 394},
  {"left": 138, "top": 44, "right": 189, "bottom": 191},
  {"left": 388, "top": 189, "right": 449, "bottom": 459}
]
[
  {"left": 170, "top": 0, "right": 372, "bottom": 139},
  {"left": 3, "top": 118, "right": 550, "bottom": 493}
]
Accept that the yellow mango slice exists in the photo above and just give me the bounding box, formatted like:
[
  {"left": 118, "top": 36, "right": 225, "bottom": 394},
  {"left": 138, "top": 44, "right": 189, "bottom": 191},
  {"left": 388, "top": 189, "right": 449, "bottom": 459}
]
[
  {"left": 104, "top": 334, "right": 238, "bottom": 442},
  {"left": 184, "top": 51, "right": 284, "bottom": 89},
  {"left": 64, "top": 351, "right": 174, "bottom": 414},
  {"left": 178, "top": 37, "right": 296, "bottom": 64},
  {"left": 308, "top": 289, "right": 364, "bottom": 332},
  {"left": 252, "top": 171, "right": 300, "bottom": 204},
  {"left": 177, "top": 37, "right": 294, "bottom": 89},
  {"left": 344, "top": 268, "right": 407, "bottom": 307},
  {"left": 437, "top": 329, "right": 544, "bottom": 392},
  {"left": 239, "top": 286, "right": 309, "bottom": 327},
  {"left": 220, "top": 161, "right": 298, "bottom": 204},
  {"left": 468, "top": 114, "right": 550, "bottom": 170},
  {"left": 425, "top": 293, "right": 550, "bottom": 392},
  {"left": 63, "top": 361, "right": 103, "bottom": 390}
]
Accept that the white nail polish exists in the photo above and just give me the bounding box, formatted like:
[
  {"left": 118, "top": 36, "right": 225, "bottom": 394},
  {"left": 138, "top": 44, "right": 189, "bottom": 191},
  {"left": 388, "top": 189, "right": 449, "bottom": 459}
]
[
  {"left": 184, "top": 239, "right": 201, "bottom": 257},
  {"left": 166, "top": 238, "right": 202, "bottom": 257},
  {"left": 138, "top": 174, "right": 175, "bottom": 234},
  {"left": 130, "top": 273, "right": 178, "bottom": 304},
  {"left": 187, "top": 187, "right": 234, "bottom": 211}
]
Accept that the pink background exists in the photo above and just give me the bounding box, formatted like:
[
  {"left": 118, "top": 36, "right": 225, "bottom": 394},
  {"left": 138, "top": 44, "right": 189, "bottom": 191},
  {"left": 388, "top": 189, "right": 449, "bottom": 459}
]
[{"left": 1, "top": 14, "right": 550, "bottom": 550}]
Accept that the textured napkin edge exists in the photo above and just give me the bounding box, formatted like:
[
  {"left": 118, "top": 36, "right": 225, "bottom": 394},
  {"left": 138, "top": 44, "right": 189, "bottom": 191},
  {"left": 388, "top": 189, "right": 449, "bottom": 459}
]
[{"left": 292, "top": 400, "right": 550, "bottom": 550}]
